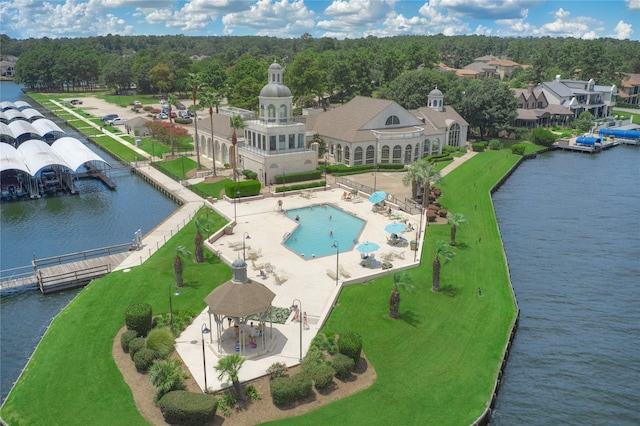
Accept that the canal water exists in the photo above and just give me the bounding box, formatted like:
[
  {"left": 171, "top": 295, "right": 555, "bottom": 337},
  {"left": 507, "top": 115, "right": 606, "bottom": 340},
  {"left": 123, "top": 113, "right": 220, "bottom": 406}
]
[
  {"left": 0, "top": 82, "right": 179, "bottom": 402},
  {"left": 491, "top": 146, "right": 640, "bottom": 425}
]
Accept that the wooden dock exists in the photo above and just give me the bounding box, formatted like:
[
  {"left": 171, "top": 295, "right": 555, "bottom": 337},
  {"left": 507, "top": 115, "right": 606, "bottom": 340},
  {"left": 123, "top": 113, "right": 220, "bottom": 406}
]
[{"left": 1, "top": 243, "right": 134, "bottom": 295}]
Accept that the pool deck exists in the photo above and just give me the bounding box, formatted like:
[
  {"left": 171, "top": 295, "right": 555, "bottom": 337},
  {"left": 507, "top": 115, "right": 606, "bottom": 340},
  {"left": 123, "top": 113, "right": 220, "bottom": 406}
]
[{"left": 175, "top": 152, "right": 478, "bottom": 393}]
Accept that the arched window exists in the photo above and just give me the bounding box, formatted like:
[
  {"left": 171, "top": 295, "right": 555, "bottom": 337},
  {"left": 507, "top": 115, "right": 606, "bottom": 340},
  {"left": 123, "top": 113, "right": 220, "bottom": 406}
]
[
  {"left": 392, "top": 145, "right": 402, "bottom": 163},
  {"left": 385, "top": 115, "right": 400, "bottom": 126},
  {"left": 381, "top": 145, "right": 390, "bottom": 163},
  {"left": 354, "top": 147, "right": 363, "bottom": 165},
  {"left": 268, "top": 105, "right": 276, "bottom": 122},
  {"left": 336, "top": 144, "right": 342, "bottom": 163},
  {"left": 404, "top": 145, "right": 412, "bottom": 164},
  {"left": 414, "top": 144, "right": 420, "bottom": 162},
  {"left": 260, "top": 104, "right": 265, "bottom": 119},
  {"left": 448, "top": 122, "right": 460, "bottom": 147},
  {"left": 279, "top": 104, "right": 287, "bottom": 122},
  {"left": 344, "top": 146, "right": 350, "bottom": 165},
  {"left": 365, "top": 146, "right": 375, "bottom": 164},
  {"left": 423, "top": 138, "right": 430, "bottom": 155}
]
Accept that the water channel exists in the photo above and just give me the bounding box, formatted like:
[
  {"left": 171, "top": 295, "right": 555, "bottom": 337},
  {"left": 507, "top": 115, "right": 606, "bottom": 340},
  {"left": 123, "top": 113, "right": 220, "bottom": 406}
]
[{"left": 0, "top": 82, "right": 179, "bottom": 402}]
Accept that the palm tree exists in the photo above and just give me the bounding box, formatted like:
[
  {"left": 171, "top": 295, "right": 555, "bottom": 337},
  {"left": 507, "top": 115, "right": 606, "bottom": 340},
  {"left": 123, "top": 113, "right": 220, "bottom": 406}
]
[
  {"left": 166, "top": 93, "right": 180, "bottom": 157},
  {"left": 432, "top": 240, "right": 454, "bottom": 292},
  {"left": 448, "top": 213, "right": 467, "bottom": 246},
  {"left": 173, "top": 246, "right": 191, "bottom": 287},
  {"left": 215, "top": 354, "right": 246, "bottom": 400},
  {"left": 402, "top": 161, "right": 443, "bottom": 206},
  {"left": 229, "top": 115, "right": 247, "bottom": 181},
  {"left": 389, "top": 271, "right": 415, "bottom": 319},
  {"left": 186, "top": 72, "right": 204, "bottom": 170},
  {"left": 199, "top": 89, "right": 221, "bottom": 176},
  {"left": 193, "top": 216, "right": 214, "bottom": 263}
]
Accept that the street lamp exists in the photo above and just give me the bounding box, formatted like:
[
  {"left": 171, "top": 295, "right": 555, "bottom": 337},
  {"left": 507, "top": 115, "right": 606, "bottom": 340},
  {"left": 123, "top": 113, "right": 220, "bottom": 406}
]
[
  {"left": 291, "top": 298, "right": 303, "bottom": 362},
  {"left": 243, "top": 232, "right": 251, "bottom": 260},
  {"left": 201, "top": 323, "right": 210, "bottom": 393},
  {"left": 324, "top": 153, "right": 328, "bottom": 191},
  {"left": 331, "top": 241, "right": 339, "bottom": 287},
  {"left": 169, "top": 285, "right": 180, "bottom": 336}
]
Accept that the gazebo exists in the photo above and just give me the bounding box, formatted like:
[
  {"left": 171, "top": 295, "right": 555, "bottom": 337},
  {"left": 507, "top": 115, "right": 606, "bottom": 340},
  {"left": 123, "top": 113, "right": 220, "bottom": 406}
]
[{"left": 204, "top": 258, "right": 276, "bottom": 357}]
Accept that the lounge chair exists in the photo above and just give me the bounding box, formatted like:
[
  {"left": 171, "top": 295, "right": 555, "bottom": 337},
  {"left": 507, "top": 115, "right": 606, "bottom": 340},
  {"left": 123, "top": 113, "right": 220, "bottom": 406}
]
[
  {"left": 228, "top": 241, "right": 243, "bottom": 249},
  {"left": 392, "top": 250, "right": 406, "bottom": 259},
  {"left": 339, "top": 264, "right": 351, "bottom": 278},
  {"left": 274, "top": 273, "right": 288, "bottom": 285},
  {"left": 247, "top": 248, "right": 261, "bottom": 260},
  {"left": 251, "top": 260, "right": 268, "bottom": 270},
  {"left": 326, "top": 269, "right": 337, "bottom": 280},
  {"left": 380, "top": 252, "right": 394, "bottom": 262}
]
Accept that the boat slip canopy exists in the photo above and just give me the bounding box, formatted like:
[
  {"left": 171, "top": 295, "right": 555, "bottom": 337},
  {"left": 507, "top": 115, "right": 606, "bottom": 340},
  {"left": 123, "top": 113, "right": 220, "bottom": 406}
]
[{"left": 0, "top": 138, "right": 108, "bottom": 176}]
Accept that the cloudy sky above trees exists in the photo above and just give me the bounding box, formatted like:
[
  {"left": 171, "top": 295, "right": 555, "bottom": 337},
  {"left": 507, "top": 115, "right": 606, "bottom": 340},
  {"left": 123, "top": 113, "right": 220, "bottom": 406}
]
[{"left": 1, "top": 0, "right": 638, "bottom": 40}]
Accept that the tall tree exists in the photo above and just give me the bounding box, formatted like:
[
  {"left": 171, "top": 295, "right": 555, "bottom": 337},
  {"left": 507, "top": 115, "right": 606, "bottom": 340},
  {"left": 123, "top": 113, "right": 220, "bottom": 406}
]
[
  {"left": 186, "top": 72, "right": 204, "bottom": 170},
  {"left": 166, "top": 93, "right": 180, "bottom": 156},
  {"left": 389, "top": 272, "right": 415, "bottom": 319},
  {"left": 229, "top": 115, "right": 246, "bottom": 181},
  {"left": 149, "top": 63, "right": 175, "bottom": 96},
  {"left": 199, "top": 89, "right": 221, "bottom": 176},
  {"left": 448, "top": 213, "right": 467, "bottom": 246},
  {"left": 432, "top": 240, "right": 455, "bottom": 292},
  {"left": 286, "top": 49, "right": 326, "bottom": 104},
  {"left": 215, "top": 354, "right": 246, "bottom": 400},
  {"left": 402, "top": 161, "right": 442, "bottom": 206}
]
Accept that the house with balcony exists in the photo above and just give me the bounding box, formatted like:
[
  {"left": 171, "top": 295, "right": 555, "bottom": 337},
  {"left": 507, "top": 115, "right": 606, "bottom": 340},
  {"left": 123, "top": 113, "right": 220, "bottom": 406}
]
[
  {"left": 512, "top": 82, "right": 574, "bottom": 129},
  {"left": 540, "top": 77, "right": 617, "bottom": 119},
  {"left": 619, "top": 73, "right": 640, "bottom": 106}
]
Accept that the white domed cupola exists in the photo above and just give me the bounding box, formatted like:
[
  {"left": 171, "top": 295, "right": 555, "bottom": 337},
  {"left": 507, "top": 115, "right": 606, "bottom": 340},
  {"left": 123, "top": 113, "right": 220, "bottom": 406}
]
[
  {"left": 259, "top": 60, "right": 293, "bottom": 123},
  {"left": 427, "top": 87, "right": 444, "bottom": 112}
]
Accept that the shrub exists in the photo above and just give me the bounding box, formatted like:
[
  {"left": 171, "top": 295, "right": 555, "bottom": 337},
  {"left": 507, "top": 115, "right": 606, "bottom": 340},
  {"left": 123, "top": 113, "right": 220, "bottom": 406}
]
[
  {"left": 224, "top": 180, "right": 261, "bottom": 198},
  {"left": 310, "top": 332, "right": 338, "bottom": 354},
  {"left": 128, "top": 337, "right": 146, "bottom": 360},
  {"left": 158, "top": 390, "right": 218, "bottom": 425},
  {"left": 125, "top": 303, "right": 153, "bottom": 337},
  {"left": 242, "top": 169, "right": 258, "bottom": 180},
  {"left": 146, "top": 327, "right": 174, "bottom": 359},
  {"left": 311, "top": 363, "right": 335, "bottom": 390},
  {"left": 217, "top": 391, "right": 236, "bottom": 416},
  {"left": 332, "top": 353, "right": 356, "bottom": 379},
  {"left": 120, "top": 330, "right": 138, "bottom": 353},
  {"left": 472, "top": 142, "right": 487, "bottom": 152},
  {"left": 530, "top": 128, "right": 558, "bottom": 147},
  {"left": 488, "top": 139, "right": 502, "bottom": 150},
  {"left": 338, "top": 331, "right": 363, "bottom": 365},
  {"left": 275, "top": 181, "right": 326, "bottom": 193},
  {"left": 133, "top": 348, "right": 157, "bottom": 373},
  {"left": 175, "top": 117, "right": 192, "bottom": 125},
  {"left": 274, "top": 169, "right": 323, "bottom": 184},
  {"left": 267, "top": 362, "right": 288, "bottom": 380},
  {"left": 270, "top": 373, "right": 313, "bottom": 405},
  {"left": 511, "top": 143, "right": 526, "bottom": 155},
  {"left": 149, "top": 357, "right": 188, "bottom": 403},
  {"left": 245, "top": 384, "right": 260, "bottom": 401},
  {"left": 301, "top": 349, "right": 326, "bottom": 375}
]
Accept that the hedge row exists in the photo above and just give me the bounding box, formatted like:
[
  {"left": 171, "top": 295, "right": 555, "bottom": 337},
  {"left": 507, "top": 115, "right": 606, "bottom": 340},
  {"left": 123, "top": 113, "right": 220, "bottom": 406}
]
[
  {"left": 274, "top": 169, "right": 323, "bottom": 184},
  {"left": 270, "top": 373, "right": 313, "bottom": 405},
  {"left": 472, "top": 141, "right": 488, "bottom": 152},
  {"left": 223, "top": 180, "right": 261, "bottom": 197},
  {"left": 275, "top": 181, "right": 326, "bottom": 193}
]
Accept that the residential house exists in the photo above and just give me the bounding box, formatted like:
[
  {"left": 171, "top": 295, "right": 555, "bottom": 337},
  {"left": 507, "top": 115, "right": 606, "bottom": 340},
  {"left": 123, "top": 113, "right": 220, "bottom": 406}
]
[
  {"left": 540, "top": 76, "right": 617, "bottom": 119},
  {"left": 512, "top": 82, "right": 573, "bottom": 129},
  {"left": 619, "top": 73, "right": 640, "bottom": 106}
]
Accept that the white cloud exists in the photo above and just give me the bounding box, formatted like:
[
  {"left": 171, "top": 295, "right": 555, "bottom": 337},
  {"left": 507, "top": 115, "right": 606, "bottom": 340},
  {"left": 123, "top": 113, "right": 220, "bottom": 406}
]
[
  {"left": 417, "top": 1, "right": 470, "bottom": 35},
  {"left": 473, "top": 24, "right": 492, "bottom": 36},
  {"left": 625, "top": 0, "right": 640, "bottom": 11},
  {"left": 495, "top": 7, "right": 608, "bottom": 39},
  {"left": 1, "top": 0, "right": 134, "bottom": 39},
  {"left": 613, "top": 20, "right": 633, "bottom": 40},
  {"left": 317, "top": 0, "right": 393, "bottom": 37},
  {"left": 137, "top": 0, "right": 251, "bottom": 32},
  {"left": 364, "top": 12, "right": 430, "bottom": 37},
  {"left": 429, "top": 0, "right": 542, "bottom": 20},
  {"left": 222, "top": 0, "right": 315, "bottom": 37}
]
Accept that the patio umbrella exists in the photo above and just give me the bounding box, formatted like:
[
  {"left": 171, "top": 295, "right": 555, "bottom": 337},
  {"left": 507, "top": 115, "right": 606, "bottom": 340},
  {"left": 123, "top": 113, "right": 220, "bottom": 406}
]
[
  {"left": 357, "top": 241, "right": 380, "bottom": 253},
  {"left": 369, "top": 191, "right": 387, "bottom": 204},
  {"left": 385, "top": 222, "right": 406, "bottom": 234}
]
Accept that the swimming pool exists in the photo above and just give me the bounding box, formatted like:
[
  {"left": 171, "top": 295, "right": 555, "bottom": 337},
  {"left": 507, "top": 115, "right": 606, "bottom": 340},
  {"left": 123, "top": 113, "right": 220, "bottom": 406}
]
[{"left": 284, "top": 204, "right": 365, "bottom": 259}]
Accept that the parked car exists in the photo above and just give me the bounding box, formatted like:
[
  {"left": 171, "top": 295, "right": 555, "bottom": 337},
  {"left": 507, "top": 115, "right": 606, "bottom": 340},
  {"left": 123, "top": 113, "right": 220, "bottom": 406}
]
[
  {"left": 177, "top": 103, "right": 186, "bottom": 110},
  {"left": 101, "top": 114, "right": 118, "bottom": 122},
  {"left": 107, "top": 118, "right": 127, "bottom": 126},
  {"left": 170, "top": 112, "right": 177, "bottom": 118},
  {"left": 70, "top": 99, "right": 82, "bottom": 105},
  {"left": 188, "top": 110, "right": 195, "bottom": 117},
  {"left": 159, "top": 99, "right": 167, "bottom": 106},
  {"left": 133, "top": 100, "right": 142, "bottom": 107},
  {"left": 178, "top": 111, "right": 189, "bottom": 119},
  {"left": 158, "top": 113, "right": 168, "bottom": 119}
]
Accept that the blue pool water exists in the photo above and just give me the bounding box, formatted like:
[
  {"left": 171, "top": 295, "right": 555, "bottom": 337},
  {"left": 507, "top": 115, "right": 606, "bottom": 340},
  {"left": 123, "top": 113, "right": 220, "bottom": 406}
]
[{"left": 284, "top": 204, "right": 365, "bottom": 258}]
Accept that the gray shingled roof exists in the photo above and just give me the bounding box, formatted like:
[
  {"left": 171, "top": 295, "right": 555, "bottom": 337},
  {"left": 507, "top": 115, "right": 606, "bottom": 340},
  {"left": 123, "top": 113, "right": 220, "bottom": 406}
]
[{"left": 204, "top": 278, "right": 275, "bottom": 318}]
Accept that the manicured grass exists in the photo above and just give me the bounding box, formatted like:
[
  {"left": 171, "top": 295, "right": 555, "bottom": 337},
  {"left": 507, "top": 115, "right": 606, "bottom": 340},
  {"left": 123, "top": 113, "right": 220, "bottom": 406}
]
[
  {"left": 1, "top": 149, "right": 522, "bottom": 425},
  {"left": 155, "top": 157, "right": 198, "bottom": 180},
  {"left": 0, "top": 208, "right": 231, "bottom": 426},
  {"left": 265, "top": 149, "right": 520, "bottom": 425},
  {"left": 97, "top": 93, "right": 164, "bottom": 107},
  {"left": 189, "top": 179, "right": 233, "bottom": 199},
  {"left": 613, "top": 108, "right": 640, "bottom": 124}
]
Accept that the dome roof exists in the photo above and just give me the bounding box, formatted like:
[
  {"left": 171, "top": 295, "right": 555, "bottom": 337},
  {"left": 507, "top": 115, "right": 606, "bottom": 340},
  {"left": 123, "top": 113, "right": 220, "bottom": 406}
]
[
  {"left": 429, "top": 88, "right": 443, "bottom": 97},
  {"left": 260, "top": 84, "right": 292, "bottom": 98},
  {"left": 232, "top": 258, "right": 246, "bottom": 268},
  {"left": 268, "top": 62, "right": 283, "bottom": 72}
]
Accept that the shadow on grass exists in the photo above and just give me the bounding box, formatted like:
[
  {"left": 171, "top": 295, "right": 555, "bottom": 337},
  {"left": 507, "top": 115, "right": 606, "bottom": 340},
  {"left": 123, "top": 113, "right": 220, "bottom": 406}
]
[
  {"left": 454, "top": 242, "right": 470, "bottom": 250},
  {"left": 399, "top": 310, "right": 421, "bottom": 327},
  {"left": 440, "top": 285, "right": 459, "bottom": 297}
]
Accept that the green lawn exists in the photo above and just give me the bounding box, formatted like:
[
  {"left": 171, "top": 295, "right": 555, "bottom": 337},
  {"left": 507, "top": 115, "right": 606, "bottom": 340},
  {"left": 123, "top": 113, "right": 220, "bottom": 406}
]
[
  {"left": 1, "top": 150, "right": 521, "bottom": 425},
  {"left": 189, "top": 179, "right": 233, "bottom": 199},
  {"left": 154, "top": 157, "right": 198, "bottom": 180},
  {"left": 266, "top": 150, "right": 519, "bottom": 425},
  {"left": 0, "top": 208, "right": 230, "bottom": 426}
]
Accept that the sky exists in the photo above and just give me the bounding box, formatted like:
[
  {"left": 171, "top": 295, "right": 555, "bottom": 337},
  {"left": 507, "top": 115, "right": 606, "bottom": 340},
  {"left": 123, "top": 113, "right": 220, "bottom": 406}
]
[{"left": 1, "top": 0, "right": 639, "bottom": 41}]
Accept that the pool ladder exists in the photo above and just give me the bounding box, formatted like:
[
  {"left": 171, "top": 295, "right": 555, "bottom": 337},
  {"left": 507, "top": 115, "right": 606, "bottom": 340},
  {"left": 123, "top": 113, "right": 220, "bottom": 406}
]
[{"left": 282, "top": 232, "right": 291, "bottom": 242}]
